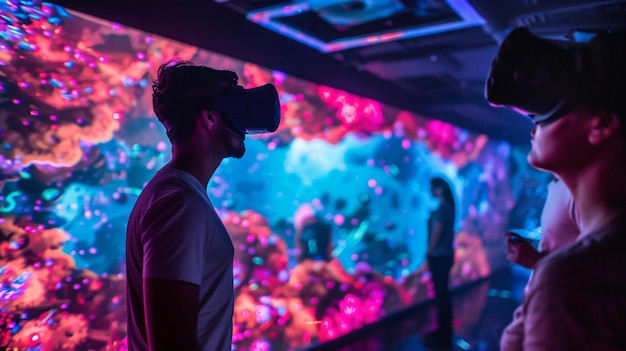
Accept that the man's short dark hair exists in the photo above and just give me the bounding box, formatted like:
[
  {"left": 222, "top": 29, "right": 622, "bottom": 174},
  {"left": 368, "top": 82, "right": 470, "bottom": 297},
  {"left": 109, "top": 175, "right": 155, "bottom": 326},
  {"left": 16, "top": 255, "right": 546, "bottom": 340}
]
[
  {"left": 152, "top": 60, "right": 238, "bottom": 142},
  {"left": 584, "top": 30, "right": 626, "bottom": 120}
]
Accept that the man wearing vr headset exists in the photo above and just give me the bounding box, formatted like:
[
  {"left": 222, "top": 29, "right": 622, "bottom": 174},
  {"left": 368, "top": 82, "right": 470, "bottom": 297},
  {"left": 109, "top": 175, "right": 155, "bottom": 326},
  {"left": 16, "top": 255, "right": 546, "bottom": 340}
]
[
  {"left": 125, "top": 60, "right": 280, "bottom": 351},
  {"left": 487, "top": 27, "right": 626, "bottom": 350}
]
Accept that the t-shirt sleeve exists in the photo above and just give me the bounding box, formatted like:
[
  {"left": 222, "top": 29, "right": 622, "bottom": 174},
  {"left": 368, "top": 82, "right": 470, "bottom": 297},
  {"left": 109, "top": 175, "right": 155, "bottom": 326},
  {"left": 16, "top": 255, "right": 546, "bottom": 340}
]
[{"left": 140, "top": 190, "right": 207, "bottom": 285}]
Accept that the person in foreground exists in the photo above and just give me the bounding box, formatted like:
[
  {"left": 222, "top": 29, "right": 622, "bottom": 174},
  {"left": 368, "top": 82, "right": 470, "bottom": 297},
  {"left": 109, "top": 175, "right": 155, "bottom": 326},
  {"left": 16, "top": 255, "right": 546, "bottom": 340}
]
[
  {"left": 486, "top": 27, "right": 626, "bottom": 350},
  {"left": 125, "top": 60, "right": 280, "bottom": 351}
]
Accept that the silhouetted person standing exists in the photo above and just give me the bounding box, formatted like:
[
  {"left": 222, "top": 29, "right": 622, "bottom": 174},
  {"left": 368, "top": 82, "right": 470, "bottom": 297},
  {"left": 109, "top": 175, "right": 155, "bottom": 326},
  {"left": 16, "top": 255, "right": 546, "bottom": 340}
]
[
  {"left": 125, "top": 60, "right": 280, "bottom": 351},
  {"left": 424, "top": 177, "right": 456, "bottom": 349}
]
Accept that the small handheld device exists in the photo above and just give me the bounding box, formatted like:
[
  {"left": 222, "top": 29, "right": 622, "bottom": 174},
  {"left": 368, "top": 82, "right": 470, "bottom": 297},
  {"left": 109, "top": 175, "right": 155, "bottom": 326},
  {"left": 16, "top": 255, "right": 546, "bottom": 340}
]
[
  {"left": 507, "top": 228, "right": 542, "bottom": 250},
  {"left": 507, "top": 232, "right": 527, "bottom": 243}
]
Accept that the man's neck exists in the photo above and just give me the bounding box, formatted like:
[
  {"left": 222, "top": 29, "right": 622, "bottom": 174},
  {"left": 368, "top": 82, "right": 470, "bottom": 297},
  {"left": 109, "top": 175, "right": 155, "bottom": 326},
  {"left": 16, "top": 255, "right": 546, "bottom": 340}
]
[
  {"left": 562, "top": 159, "right": 626, "bottom": 236},
  {"left": 167, "top": 145, "right": 222, "bottom": 189}
]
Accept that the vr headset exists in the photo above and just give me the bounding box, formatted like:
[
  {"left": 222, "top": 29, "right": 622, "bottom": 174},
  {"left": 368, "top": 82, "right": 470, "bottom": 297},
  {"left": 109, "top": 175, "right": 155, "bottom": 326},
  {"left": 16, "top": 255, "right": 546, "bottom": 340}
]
[
  {"left": 485, "top": 27, "right": 626, "bottom": 123},
  {"left": 213, "top": 84, "right": 281, "bottom": 136},
  {"left": 162, "top": 83, "right": 281, "bottom": 136}
]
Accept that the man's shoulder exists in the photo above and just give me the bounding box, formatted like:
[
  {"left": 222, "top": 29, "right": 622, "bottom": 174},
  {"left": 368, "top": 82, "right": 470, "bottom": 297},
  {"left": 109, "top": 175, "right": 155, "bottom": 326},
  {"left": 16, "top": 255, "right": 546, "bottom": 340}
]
[
  {"left": 144, "top": 168, "right": 189, "bottom": 190},
  {"left": 140, "top": 170, "right": 203, "bottom": 203},
  {"left": 130, "top": 171, "right": 209, "bottom": 225},
  {"left": 535, "top": 225, "right": 626, "bottom": 285}
]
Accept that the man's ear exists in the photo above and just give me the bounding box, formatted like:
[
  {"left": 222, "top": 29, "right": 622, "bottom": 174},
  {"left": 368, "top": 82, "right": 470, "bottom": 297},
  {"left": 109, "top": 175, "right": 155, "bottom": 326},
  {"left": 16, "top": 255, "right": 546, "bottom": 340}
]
[
  {"left": 199, "top": 110, "right": 215, "bottom": 131},
  {"left": 588, "top": 110, "right": 621, "bottom": 145}
]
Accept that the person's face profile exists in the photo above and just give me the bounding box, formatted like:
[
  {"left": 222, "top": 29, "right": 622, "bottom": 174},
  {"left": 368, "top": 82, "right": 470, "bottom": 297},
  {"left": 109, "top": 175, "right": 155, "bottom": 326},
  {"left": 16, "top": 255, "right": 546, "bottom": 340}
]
[
  {"left": 527, "top": 107, "right": 585, "bottom": 172},
  {"left": 215, "top": 112, "right": 246, "bottom": 159}
]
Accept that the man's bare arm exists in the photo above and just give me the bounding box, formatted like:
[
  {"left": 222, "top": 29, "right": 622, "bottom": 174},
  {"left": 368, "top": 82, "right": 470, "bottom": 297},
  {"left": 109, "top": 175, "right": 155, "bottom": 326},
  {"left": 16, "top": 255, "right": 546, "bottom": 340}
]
[{"left": 144, "top": 278, "right": 201, "bottom": 351}]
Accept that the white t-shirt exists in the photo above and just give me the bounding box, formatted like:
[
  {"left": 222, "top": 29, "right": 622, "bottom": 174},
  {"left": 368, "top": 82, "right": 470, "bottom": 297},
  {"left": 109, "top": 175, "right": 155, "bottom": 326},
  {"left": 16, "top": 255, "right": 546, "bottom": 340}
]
[
  {"left": 501, "top": 178, "right": 585, "bottom": 350},
  {"left": 538, "top": 178, "right": 582, "bottom": 252},
  {"left": 126, "top": 168, "right": 234, "bottom": 351}
]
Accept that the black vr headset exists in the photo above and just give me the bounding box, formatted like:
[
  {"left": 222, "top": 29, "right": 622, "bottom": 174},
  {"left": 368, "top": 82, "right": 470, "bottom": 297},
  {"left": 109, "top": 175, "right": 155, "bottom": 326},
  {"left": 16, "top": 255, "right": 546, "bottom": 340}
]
[
  {"left": 213, "top": 84, "right": 281, "bottom": 136},
  {"left": 162, "top": 83, "right": 281, "bottom": 136},
  {"left": 485, "top": 27, "right": 626, "bottom": 123}
]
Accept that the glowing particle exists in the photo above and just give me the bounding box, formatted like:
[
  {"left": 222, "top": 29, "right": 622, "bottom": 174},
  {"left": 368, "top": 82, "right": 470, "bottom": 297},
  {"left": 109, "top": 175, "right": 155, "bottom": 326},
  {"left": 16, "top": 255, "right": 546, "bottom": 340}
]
[
  {"left": 277, "top": 270, "right": 289, "bottom": 282},
  {"left": 47, "top": 16, "right": 62, "bottom": 25},
  {"left": 42, "top": 188, "right": 60, "bottom": 201},
  {"left": 333, "top": 214, "right": 345, "bottom": 225},
  {"left": 156, "top": 141, "right": 167, "bottom": 152},
  {"left": 389, "top": 164, "right": 399, "bottom": 176},
  {"left": 49, "top": 78, "right": 63, "bottom": 88},
  {"left": 17, "top": 42, "right": 37, "bottom": 50}
]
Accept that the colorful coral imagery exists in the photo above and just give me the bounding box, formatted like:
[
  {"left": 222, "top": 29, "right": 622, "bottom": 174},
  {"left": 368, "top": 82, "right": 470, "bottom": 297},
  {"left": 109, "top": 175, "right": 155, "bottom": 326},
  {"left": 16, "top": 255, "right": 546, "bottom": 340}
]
[{"left": 0, "top": 1, "right": 550, "bottom": 350}]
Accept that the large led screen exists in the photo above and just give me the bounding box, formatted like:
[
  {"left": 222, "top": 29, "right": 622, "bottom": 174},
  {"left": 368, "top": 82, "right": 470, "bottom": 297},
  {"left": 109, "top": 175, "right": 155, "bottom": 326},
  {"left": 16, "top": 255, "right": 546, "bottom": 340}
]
[{"left": 0, "top": 2, "right": 550, "bottom": 350}]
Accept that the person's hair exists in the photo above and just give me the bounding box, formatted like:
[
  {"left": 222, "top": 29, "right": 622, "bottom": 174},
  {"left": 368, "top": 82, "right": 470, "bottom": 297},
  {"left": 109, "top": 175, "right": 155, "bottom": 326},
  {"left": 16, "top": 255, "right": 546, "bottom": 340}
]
[
  {"left": 431, "top": 177, "right": 455, "bottom": 208},
  {"left": 584, "top": 31, "right": 626, "bottom": 118},
  {"left": 151, "top": 59, "right": 238, "bottom": 143},
  {"left": 573, "top": 30, "right": 626, "bottom": 140}
]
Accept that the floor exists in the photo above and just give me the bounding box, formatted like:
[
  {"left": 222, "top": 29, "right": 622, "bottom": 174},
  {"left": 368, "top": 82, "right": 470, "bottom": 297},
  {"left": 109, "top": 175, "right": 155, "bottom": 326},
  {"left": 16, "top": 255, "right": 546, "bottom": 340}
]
[{"left": 302, "top": 265, "right": 532, "bottom": 351}]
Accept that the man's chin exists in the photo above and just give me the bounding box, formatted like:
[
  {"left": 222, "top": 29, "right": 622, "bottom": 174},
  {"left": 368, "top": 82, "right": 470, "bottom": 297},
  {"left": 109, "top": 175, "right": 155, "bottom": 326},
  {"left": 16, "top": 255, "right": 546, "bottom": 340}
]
[
  {"left": 527, "top": 154, "right": 551, "bottom": 172},
  {"left": 231, "top": 146, "right": 246, "bottom": 159},
  {"left": 527, "top": 152, "right": 539, "bottom": 168}
]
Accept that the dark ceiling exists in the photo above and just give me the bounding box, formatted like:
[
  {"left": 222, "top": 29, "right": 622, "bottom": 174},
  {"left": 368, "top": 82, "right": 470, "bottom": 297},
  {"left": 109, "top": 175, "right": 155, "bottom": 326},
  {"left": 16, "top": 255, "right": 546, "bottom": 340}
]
[{"left": 49, "top": 0, "right": 626, "bottom": 144}]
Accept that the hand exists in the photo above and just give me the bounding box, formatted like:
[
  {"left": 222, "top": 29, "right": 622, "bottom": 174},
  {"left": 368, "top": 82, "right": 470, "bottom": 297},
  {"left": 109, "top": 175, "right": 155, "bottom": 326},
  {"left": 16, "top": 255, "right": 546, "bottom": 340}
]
[{"left": 504, "top": 232, "right": 543, "bottom": 269}]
